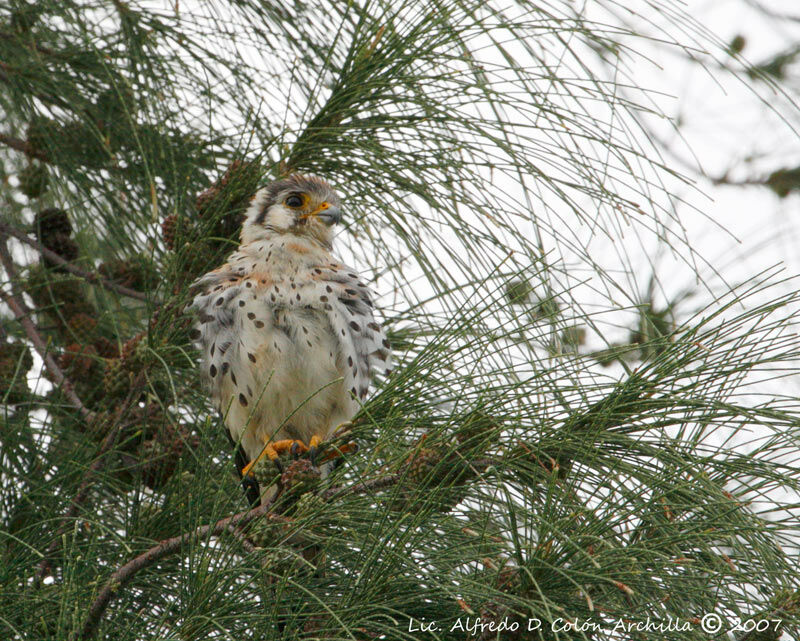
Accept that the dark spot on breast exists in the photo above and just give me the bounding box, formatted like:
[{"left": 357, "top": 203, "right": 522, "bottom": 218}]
[
  {"left": 245, "top": 281, "right": 252, "bottom": 288},
  {"left": 306, "top": 340, "right": 312, "bottom": 347},
  {"left": 216, "top": 297, "right": 224, "bottom": 306},
  {"left": 368, "top": 322, "right": 380, "bottom": 331},
  {"left": 221, "top": 362, "right": 230, "bottom": 374},
  {"left": 270, "top": 294, "right": 276, "bottom": 302},
  {"left": 248, "top": 353, "right": 256, "bottom": 362},
  {"left": 213, "top": 285, "right": 222, "bottom": 292},
  {"left": 231, "top": 372, "right": 237, "bottom": 385},
  {"left": 247, "top": 385, "right": 253, "bottom": 396},
  {"left": 247, "top": 312, "right": 256, "bottom": 320},
  {"left": 302, "top": 326, "right": 308, "bottom": 334},
  {"left": 255, "top": 320, "right": 265, "bottom": 328},
  {"left": 274, "top": 285, "right": 280, "bottom": 292},
  {"left": 347, "top": 356, "right": 353, "bottom": 366},
  {"left": 314, "top": 268, "right": 322, "bottom": 274},
  {"left": 320, "top": 295, "right": 328, "bottom": 302},
  {"left": 239, "top": 393, "right": 248, "bottom": 406},
  {"left": 291, "top": 283, "right": 296, "bottom": 289},
  {"left": 324, "top": 304, "right": 332, "bottom": 311},
  {"left": 296, "top": 293, "right": 301, "bottom": 301},
  {"left": 382, "top": 339, "right": 390, "bottom": 349},
  {"left": 209, "top": 364, "right": 217, "bottom": 377},
  {"left": 326, "top": 285, "right": 333, "bottom": 293},
  {"left": 348, "top": 273, "right": 358, "bottom": 278},
  {"left": 350, "top": 321, "right": 360, "bottom": 331},
  {"left": 385, "top": 369, "right": 392, "bottom": 376},
  {"left": 198, "top": 313, "right": 214, "bottom": 324},
  {"left": 238, "top": 300, "right": 245, "bottom": 307},
  {"left": 350, "top": 387, "right": 357, "bottom": 397},
  {"left": 229, "top": 277, "right": 238, "bottom": 282},
  {"left": 189, "top": 328, "right": 201, "bottom": 340},
  {"left": 345, "top": 289, "right": 358, "bottom": 296}
]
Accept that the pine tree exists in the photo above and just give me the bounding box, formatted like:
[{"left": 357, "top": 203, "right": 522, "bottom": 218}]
[{"left": 1, "top": 1, "right": 799, "bottom": 640}]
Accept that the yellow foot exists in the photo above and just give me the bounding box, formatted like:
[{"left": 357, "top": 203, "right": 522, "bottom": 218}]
[{"left": 241, "top": 439, "right": 309, "bottom": 478}]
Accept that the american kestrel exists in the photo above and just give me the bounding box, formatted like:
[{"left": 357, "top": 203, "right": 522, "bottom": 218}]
[{"left": 190, "top": 175, "right": 391, "bottom": 504}]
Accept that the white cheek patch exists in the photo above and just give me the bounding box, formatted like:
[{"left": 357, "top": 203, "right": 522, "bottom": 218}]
[
  {"left": 243, "top": 188, "right": 270, "bottom": 226},
  {"left": 264, "top": 204, "right": 294, "bottom": 230}
]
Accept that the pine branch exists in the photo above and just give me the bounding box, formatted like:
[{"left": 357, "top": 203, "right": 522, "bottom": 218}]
[
  {"left": 0, "top": 131, "right": 48, "bottom": 161},
  {"left": 75, "top": 499, "right": 287, "bottom": 641},
  {"left": 0, "top": 235, "right": 96, "bottom": 422},
  {"left": 0, "top": 221, "right": 156, "bottom": 304}
]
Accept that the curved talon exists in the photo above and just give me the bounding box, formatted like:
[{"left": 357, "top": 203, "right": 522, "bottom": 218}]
[
  {"left": 331, "top": 421, "right": 354, "bottom": 438},
  {"left": 290, "top": 441, "right": 302, "bottom": 459},
  {"left": 308, "top": 446, "right": 319, "bottom": 466}
]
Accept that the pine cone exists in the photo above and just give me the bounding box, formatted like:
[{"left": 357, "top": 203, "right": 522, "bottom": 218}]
[
  {"left": 407, "top": 447, "right": 445, "bottom": 485},
  {"left": 280, "top": 459, "right": 321, "bottom": 494},
  {"left": 43, "top": 234, "right": 79, "bottom": 266},
  {"left": 93, "top": 336, "right": 119, "bottom": 359},
  {"left": 161, "top": 213, "right": 178, "bottom": 250},
  {"left": 120, "top": 332, "right": 145, "bottom": 365},
  {"left": 59, "top": 343, "right": 97, "bottom": 379},
  {"left": 102, "top": 358, "right": 129, "bottom": 399},
  {"left": 33, "top": 208, "right": 79, "bottom": 268},
  {"left": 34, "top": 207, "right": 72, "bottom": 238},
  {"left": 26, "top": 267, "right": 93, "bottom": 327},
  {"left": 67, "top": 313, "right": 98, "bottom": 344},
  {"left": 18, "top": 164, "right": 48, "bottom": 199}
]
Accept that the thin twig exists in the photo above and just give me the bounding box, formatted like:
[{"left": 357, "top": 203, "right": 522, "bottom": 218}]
[
  {"left": 0, "top": 131, "right": 48, "bottom": 161},
  {"left": 0, "top": 237, "right": 96, "bottom": 422},
  {"left": 322, "top": 473, "right": 401, "bottom": 501},
  {"left": 75, "top": 501, "right": 286, "bottom": 641},
  {"left": 76, "top": 452, "right": 497, "bottom": 638},
  {"left": 0, "top": 221, "right": 155, "bottom": 304}
]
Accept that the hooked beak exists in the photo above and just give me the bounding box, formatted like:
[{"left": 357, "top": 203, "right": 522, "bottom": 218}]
[{"left": 307, "top": 202, "right": 342, "bottom": 227}]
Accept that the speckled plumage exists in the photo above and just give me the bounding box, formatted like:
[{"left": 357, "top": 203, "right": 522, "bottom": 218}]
[{"left": 190, "top": 175, "right": 391, "bottom": 503}]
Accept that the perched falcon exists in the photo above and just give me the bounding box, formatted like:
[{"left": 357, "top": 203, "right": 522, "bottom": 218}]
[{"left": 190, "top": 175, "right": 391, "bottom": 504}]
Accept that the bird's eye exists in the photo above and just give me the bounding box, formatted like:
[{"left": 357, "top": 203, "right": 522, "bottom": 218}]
[{"left": 285, "top": 194, "right": 304, "bottom": 208}]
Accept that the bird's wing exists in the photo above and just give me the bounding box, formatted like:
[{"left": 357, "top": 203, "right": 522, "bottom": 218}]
[
  {"left": 303, "top": 261, "right": 393, "bottom": 401},
  {"left": 190, "top": 260, "right": 391, "bottom": 405}
]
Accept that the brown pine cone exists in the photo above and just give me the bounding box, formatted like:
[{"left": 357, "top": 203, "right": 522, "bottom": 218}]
[
  {"left": 120, "top": 332, "right": 145, "bottom": 364},
  {"left": 59, "top": 343, "right": 98, "bottom": 378},
  {"left": 67, "top": 312, "right": 98, "bottom": 344},
  {"left": 161, "top": 214, "right": 178, "bottom": 251},
  {"left": 280, "top": 459, "right": 321, "bottom": 494},
  {"left": 407, "top": 447, "right": 445, "bottom": 485},
  {"left": 34, "top": 207, "right": 72, "bottom": 238},
  {"left": 93, "top": 336, "right": 119, "bottom": 359}
]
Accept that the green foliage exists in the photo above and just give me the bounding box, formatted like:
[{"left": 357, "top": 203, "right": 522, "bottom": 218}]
[{"left": 1, "top": 1, "right": 799, "bottom": 641}]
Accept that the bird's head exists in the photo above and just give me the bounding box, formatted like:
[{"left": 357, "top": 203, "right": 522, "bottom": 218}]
[{"left": 241, "top": 174, "right": 343, "bottom": 246}]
